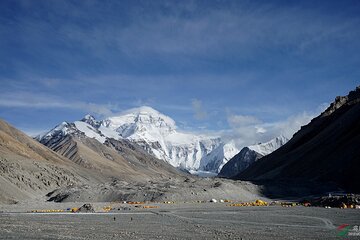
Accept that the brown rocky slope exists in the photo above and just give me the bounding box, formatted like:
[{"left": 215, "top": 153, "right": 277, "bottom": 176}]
[{"left": 0, "top": 119, "right": 262, "bottom": 203}]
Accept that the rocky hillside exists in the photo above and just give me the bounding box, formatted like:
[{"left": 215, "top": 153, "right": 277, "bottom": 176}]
[
  {"left": 0, "top": 119, "right": 88, "bottom": 204},
  {"left": 0, "top": 118, "right": 186, "bottom": 203},
  {"left": 236, "top": 86, "right": 360, "bottom": 193}
]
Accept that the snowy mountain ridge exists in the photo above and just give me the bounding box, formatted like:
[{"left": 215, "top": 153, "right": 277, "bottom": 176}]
[
  {"left": 218, "top": 135, "right": 289, "bottom": 178},
  {"left": 248, "top": 135, "right": 288, "bottom": 156},
  {"left": 36, "top": 106, "right": 237, "bottom": 173}
]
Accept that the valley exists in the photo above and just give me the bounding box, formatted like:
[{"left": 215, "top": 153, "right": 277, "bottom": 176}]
[
  {"left": 1, "top": 1, "right": 359, "bottom": 239},
  {"left": 0, "top": 86, "right": 359, "bottom": 240},
  {"left": 1, "top": 202, "right": 359, "bottom": 240}
]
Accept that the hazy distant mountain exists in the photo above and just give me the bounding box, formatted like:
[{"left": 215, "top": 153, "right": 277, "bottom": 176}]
[
  {"left": 218, "top": 136, "right": 288, "bottom": 178},
  {"left": 37, "top": 106, "right": 238, "bottom": 173},
  {"left": 236, "top": 86, "right": 360, "bottom": 193}
]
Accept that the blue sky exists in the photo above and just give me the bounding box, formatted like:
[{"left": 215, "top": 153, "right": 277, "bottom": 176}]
[{"left": 0, "top": 0, "right": 359, "bottom": 145}]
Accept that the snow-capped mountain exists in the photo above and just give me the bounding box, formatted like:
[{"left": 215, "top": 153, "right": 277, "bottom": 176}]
[
  {"left": 248, "top": 135, "right": 288, "bottom": 156},
  {"left": 199, "top": 140, "right": 239, "bottom": 173},
  {"left": 218, "top": 136, "right": 288, "bottom": 178},
  {"left": 37, "top": 106, "right": 237, "bottom": 173}
]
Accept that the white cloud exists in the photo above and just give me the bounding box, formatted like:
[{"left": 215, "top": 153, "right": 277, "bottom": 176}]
[
  {"left": 191, "top": 99, "right": 208, "bottom": 120},
  {"left": 39, "top": 78, "right": 61, "bottom": 88},
  {"left": 255, "top": 126, "right": 267, "bottom": 134},
  {"left": 225, "top": 114, "right": 262, "bottom": 147},
  {"left": 0, "top": 92, "right": 117, "bottom": 116},
  {"left": 227, "top": 114, "right": 261, "bottom": 128},
  {"left": 53, "top": 2, "right": 360, "bottom": 59},
  {"left": 225, "top": 108, "right": 322, "bottom": 149},
  {"left": 262, "top": 112, "right": 314, "bottom": 139}
]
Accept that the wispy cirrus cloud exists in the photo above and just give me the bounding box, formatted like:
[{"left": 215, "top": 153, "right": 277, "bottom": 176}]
[
  {"left": 227, "top": 115, "right": 261, "bottom": 128},
  {"left": 6, "top": 0, "right": 358, "bottom": 68},
  {"left": 191, "top": 99, "right": 208, "bottom": 120},
  {"left": 50, "top": 1, "right": 360, "bottom": 60},
  {"left": 0, "top": 92, "right": 118, "bottom": 116},
  {"left": 0, "top": 1, "right": 358, "bottom": 141}
]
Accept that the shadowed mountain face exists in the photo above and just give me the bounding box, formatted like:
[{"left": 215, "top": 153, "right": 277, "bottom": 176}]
[
  {"left": 236, "top": 86, "right": 360, "bottom": 193},
  {"left": 218, "top": 136, "right": 288, "bottom": 178},
  {"left": 218, "top": 147, "right": 263, "bottom": 178}
]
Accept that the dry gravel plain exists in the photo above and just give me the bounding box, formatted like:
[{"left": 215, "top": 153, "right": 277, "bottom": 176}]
[{"left": 1, "top": 202, "right": 359, "bottom": 240}]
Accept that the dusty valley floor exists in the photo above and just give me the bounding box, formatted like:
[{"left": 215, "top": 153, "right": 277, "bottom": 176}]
[{"left": 1, "top": 202, "right": 359, "bottom": 240}]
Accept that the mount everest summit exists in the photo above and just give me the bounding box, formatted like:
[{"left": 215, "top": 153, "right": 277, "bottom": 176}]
[{"left": 36, "top": 106, "right": 285, "bottom": 174}]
